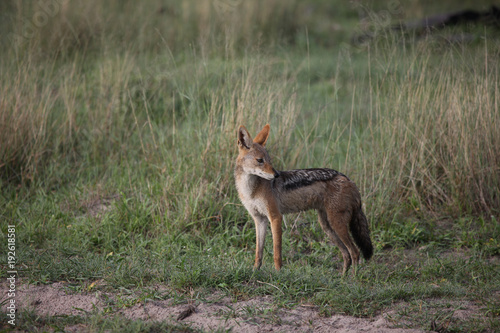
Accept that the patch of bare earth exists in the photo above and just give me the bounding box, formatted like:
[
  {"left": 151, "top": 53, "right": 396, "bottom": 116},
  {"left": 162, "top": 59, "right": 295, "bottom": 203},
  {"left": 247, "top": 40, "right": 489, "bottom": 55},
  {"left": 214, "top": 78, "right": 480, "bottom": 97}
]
[
  {"left": 80, "top": 193, "right": 121, "bottom": 217},
  {"left": 0, "top": 282, "right": 434, "bottom": 332}
]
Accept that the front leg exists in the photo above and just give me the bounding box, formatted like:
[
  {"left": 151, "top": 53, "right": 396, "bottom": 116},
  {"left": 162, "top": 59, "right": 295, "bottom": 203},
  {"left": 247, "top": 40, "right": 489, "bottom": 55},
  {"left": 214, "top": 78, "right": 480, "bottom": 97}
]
[
  {"left": 252, "top": 213, "right": 268, "bottom": 270},
  {"left": 268, "top": 209, "right": 283, "bottom": 271}
]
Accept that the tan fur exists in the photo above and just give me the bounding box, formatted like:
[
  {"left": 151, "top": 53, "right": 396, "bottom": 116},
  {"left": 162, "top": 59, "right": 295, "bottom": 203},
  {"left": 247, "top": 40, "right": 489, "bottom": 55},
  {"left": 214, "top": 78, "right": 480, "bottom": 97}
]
[{"left": 235, "top": 124, "right": 373, "bottom": 274}]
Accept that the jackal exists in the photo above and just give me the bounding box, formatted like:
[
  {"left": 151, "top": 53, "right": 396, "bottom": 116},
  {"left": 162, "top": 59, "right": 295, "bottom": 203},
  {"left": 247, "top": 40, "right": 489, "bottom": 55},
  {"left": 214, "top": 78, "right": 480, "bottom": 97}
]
[{"left": 234, "top": 124, "right": 373, "bottom": 274}]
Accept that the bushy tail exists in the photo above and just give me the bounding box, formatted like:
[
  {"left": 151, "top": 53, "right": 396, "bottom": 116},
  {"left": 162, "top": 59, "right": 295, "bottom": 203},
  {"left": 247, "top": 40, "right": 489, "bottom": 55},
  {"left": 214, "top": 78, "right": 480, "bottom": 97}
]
[{"left": 349, "top": 207, "right": 373, "bottom": 260}]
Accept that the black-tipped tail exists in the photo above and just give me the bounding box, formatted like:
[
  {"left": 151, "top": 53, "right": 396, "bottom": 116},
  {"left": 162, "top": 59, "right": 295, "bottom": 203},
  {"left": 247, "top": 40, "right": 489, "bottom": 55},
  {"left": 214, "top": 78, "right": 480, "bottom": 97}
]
[{"left": 350, "top": 208, "right": 373, "bottom": 260}]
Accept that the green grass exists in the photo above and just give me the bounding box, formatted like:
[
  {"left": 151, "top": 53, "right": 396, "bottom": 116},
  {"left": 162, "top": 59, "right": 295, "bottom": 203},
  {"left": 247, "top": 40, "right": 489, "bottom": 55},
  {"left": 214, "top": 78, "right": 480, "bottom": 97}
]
[{"left": 1, "top": 0, "right": 500, "bottom": 332}]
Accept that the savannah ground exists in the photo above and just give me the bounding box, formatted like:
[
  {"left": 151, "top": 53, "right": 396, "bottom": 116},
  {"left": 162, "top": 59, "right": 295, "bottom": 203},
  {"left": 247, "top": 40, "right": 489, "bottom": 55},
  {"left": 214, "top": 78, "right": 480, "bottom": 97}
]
[{"left": 1, "top": 0, "right": 500, "bottom": 332}]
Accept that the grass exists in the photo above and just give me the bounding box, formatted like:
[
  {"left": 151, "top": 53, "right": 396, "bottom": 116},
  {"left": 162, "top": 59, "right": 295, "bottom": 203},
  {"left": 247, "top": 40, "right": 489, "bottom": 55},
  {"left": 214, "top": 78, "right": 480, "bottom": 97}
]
[{"left": 1, "top": 0, "right": 500, "bottom": 332}]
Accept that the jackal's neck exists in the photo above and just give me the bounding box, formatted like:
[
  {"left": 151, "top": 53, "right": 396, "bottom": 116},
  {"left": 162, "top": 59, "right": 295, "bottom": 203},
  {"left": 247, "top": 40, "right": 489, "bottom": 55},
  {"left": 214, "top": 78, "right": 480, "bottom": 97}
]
[{"left": 235, "top": 167, "right": 266, "bottom": 199}]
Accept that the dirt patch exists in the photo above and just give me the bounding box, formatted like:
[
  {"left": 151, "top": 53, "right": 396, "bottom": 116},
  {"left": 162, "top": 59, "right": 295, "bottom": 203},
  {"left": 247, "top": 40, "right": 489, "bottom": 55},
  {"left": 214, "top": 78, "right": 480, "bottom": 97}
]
[
  {"left": 0, "top": 282, "right": 432, "bottom": 332},
  {"left": 119, "top": 295, "right": 428, "bottom": 332},
  {"left": 81, "top": 193, "right": 121, "bottom": 217},
  {"left": 1, "top": 282, "right": 105, "bottom": 317}
]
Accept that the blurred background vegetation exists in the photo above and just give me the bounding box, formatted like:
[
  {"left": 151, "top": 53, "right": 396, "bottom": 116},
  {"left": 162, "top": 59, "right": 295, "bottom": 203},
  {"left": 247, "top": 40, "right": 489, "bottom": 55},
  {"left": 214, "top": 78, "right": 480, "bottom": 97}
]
[{"left": 0, "top": 0, "right": 499, "bottom": 247}]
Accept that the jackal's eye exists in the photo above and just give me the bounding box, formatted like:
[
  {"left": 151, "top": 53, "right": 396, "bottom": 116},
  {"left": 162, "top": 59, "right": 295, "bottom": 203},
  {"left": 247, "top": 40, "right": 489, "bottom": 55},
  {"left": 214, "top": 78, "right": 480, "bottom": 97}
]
[{"left": 256, "top": 158, "right": 264, "bottom": 164}]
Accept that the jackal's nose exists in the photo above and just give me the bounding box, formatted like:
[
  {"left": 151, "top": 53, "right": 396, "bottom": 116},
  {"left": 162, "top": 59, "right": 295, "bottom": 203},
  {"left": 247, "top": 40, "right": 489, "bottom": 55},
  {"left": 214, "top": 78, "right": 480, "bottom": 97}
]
[{"left": 273, "top": 169, "right": 280, "bottom": 178}]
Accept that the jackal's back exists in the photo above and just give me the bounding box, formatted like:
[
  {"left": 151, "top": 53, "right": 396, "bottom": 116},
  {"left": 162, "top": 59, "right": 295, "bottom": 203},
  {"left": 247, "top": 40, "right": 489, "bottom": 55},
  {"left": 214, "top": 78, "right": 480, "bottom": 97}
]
[
  {"left": 272, "top": 168, "right": 351, "bottom": 214},
  {"left": 278, "top": 168, "right": 347, "bottom": 191}
]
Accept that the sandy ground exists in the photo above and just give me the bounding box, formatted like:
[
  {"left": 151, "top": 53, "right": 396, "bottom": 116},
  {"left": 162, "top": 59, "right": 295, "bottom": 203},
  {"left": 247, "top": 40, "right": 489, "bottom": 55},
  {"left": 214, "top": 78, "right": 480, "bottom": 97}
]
[{"left": 0, "top": 281, "right": 433, "bottom": 332}]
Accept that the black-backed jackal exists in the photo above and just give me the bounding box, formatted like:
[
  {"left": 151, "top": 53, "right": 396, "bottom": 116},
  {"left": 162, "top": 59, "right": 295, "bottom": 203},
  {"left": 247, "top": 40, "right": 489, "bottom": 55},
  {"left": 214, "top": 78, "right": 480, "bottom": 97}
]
[{"left": 234, "top": 124, "right": 373, "bottom": 274}]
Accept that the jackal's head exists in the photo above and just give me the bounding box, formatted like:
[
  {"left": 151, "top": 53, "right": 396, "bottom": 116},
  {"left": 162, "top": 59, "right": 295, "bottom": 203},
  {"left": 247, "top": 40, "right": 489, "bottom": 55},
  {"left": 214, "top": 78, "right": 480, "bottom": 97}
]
[{"left": 237, "top": 124, "right": 280, "bottom": 180}]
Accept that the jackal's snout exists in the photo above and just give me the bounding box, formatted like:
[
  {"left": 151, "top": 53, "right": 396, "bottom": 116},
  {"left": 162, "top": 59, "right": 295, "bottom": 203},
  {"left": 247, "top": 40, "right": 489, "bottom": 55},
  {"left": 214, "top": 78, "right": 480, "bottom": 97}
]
[{"left": 273, "top": 168, "right": 280, "bottom": 178}]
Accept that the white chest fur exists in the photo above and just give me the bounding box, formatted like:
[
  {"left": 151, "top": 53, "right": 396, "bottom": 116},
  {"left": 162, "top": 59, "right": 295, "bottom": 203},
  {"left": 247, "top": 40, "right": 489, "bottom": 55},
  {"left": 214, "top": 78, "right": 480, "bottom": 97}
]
[{"left": 236, "top": 173, "right": 269, "bottom": 217}]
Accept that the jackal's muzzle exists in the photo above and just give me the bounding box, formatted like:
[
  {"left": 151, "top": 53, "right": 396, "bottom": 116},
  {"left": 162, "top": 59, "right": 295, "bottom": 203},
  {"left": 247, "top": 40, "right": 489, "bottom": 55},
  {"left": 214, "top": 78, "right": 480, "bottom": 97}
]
[{"left": 273, "top": 168, "right": 280, "bottom": 178}]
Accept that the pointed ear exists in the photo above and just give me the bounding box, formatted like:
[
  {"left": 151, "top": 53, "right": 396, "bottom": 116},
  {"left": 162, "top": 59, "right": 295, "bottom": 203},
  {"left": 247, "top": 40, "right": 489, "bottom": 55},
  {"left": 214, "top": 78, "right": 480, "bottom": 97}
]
[
  {"left": 253, "top": 124, "right": 270, "bottom": 146},
  {"left": 238, "top": 125, "right": 253, "bottom": 149}
]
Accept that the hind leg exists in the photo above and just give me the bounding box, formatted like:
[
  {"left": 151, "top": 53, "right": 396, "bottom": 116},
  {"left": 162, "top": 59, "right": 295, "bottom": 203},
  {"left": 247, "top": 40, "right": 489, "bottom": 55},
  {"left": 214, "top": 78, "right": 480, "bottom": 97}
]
[
  {"left": 317, "top": 209, "right": 352, "bottom": 274},
  {"left": 325, "top": 208, "right": 360, "bottom": 274}
]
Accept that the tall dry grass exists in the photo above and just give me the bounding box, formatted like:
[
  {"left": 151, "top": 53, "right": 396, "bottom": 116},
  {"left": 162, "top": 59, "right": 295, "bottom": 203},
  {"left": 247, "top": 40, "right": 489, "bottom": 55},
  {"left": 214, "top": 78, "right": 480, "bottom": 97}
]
[
  {"left": 0, "top": 60, "right": 55, "bottom": 182},
  {"left": 359, "top": 41, "right": 500, "bottom": 217},
  {"left": 0, "top": 0, "right": 303, "bottom": 184},
  {"left": 1, "top": 0, "right": 304, "bottom": 58},
  {"left": 1, "top": 0, "right": 499, "bottom": 222}
]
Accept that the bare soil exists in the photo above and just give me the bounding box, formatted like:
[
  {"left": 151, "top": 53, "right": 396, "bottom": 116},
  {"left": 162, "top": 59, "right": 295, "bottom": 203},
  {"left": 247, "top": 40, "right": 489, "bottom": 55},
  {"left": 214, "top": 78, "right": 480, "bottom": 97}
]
[{"left": 1, "top": 282, "right": 432, "bottom": 332}]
